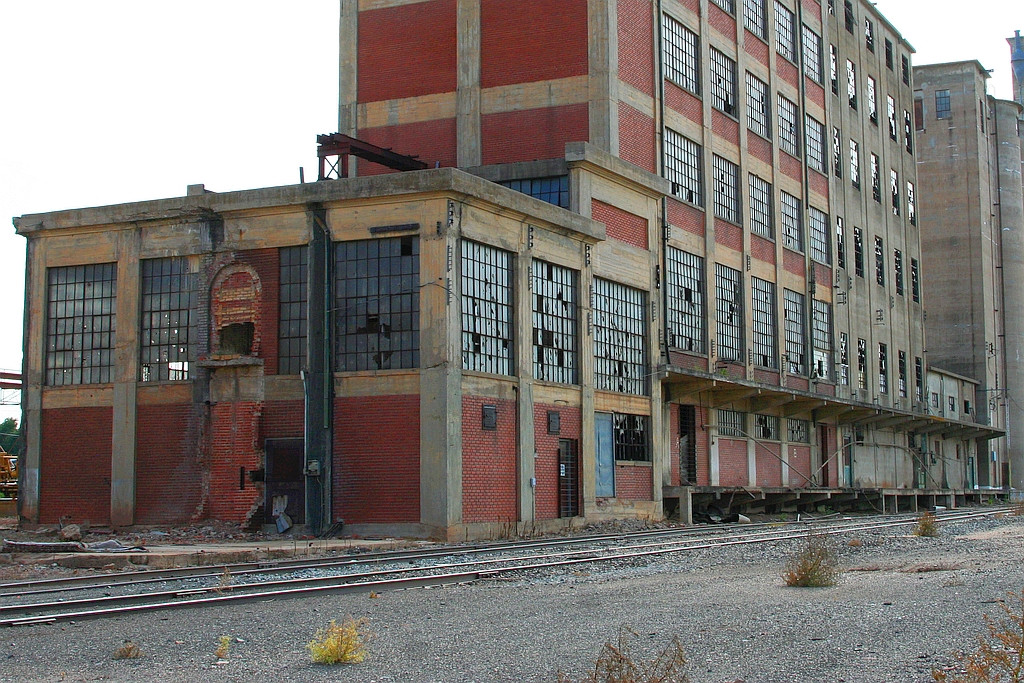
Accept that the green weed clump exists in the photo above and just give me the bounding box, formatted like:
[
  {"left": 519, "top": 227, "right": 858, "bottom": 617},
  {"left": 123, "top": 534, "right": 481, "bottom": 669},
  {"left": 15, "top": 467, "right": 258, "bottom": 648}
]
[
  {"left": 914, "top": 511, "right": 940, "bottom": 537},
  {"left": 215, "top": 635, "right": 231, "bottom": 659},
  {"left": 307, "top": 616, "right": 372, "bottom": 665},
  {"left": 783, "top": 534, "right": 840, "bottom": 587},
  {"left": 932, "top": 588, "right": 1024, "bottom": 682},
  {"left": 559, "top": 627, "right": 689, "bottom": 683}
]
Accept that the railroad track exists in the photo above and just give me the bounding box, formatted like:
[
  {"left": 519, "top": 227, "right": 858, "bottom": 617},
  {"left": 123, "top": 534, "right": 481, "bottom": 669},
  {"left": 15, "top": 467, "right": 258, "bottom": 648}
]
[{"left": 0, "top": 507, "right": 1009, "bottom": 627}]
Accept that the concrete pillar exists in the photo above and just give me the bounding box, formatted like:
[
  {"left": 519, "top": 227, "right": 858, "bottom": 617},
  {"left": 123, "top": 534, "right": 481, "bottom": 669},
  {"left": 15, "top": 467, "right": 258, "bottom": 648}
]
[
  {"left": 18, "top": 238, "right": 45, "bottom": 522},
  {"left": 339, "top": 0, "right": 359, "bottom": 177},
  {"left": 110, "top": 229, "right": 141, "bottom": 527},
  {"left": 587, "top": 0, "right": 617, "bottom": 154},
  {"left": 457, "top": 0, "right": 482, "bottom": 167},
  {"left": 516, "top": 242, "right": 536, "bottom": 523}
]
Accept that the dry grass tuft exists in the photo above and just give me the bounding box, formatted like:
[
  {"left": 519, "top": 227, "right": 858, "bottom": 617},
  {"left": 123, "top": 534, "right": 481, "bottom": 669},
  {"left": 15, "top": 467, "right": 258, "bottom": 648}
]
[
  {"left": 215, "top": 635, "right": 231, "bottom": 659},
  {"left": 847, "top": 538, "right": 864, "bottom": 548},
  {"left": 559, "top": 627, "right": 689, "bottom": 683},
  {"left": 932, "top": 588, "right": 1024, "bottom": 682},
  {"left": 783, "top": 534, "right": 840, "bottom": 587},
  {"left": 308, "top": 616, "right": 372, "bottom": 665},
  {"left": 914, "top": 511, "right": 940, "bottom": 537},
  {"left": 113, "top": 640, "right": 142, "bottom": 660}
]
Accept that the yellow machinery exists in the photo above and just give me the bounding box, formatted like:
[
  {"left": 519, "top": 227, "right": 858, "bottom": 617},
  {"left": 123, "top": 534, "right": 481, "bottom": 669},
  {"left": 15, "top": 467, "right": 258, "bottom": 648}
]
[{"left": 0, "top": 445, "right": 16, "bottom": 498}]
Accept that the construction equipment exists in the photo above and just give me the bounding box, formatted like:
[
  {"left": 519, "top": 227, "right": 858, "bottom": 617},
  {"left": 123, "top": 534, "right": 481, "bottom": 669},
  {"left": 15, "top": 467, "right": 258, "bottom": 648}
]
[{"left": 0, "top": 445, "right": 17, "bottom": 498}]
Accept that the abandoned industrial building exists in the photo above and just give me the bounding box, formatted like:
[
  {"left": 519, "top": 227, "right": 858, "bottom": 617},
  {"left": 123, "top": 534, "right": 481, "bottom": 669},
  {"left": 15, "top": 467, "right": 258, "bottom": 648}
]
[{"left": 13, "top": 0, "right": 1018, "bottom": 539}]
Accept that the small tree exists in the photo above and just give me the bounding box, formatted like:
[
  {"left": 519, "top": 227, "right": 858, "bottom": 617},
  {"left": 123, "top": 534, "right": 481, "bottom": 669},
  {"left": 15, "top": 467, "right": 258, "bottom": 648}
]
[{"left": 0, "top": 417, "right": 20, "bottom": 456}]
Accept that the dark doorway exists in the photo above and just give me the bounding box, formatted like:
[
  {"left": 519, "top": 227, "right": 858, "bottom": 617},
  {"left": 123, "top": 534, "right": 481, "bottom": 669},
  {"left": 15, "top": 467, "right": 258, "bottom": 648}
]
[
  {"left": 265, "top": 438, "right": 305, "bottom": 524},
  {"left": 818, "top": 424, "right": 830, "bottom": 487},
  {"left": 679, "top": 405, "right": 697, "bottom": 484},
  {"left": 558, "top": 439, "right": 579, "bottom": 518}
]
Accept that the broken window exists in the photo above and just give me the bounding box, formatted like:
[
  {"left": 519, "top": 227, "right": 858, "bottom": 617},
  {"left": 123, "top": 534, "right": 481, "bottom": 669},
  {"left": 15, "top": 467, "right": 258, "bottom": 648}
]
[
  {"left": 847, "top": 59, "right": 857, "bottom": 109},
  {"left": 853, "top": 226, "right": 865, "bottom": 277},
  {"left": 784, "top": 289, "right": 807, "bottom": 375},
  {"left": 907, "top": 181, "right": 916, "bottom": 225},
  {"left": 850, "top": 139, "right": 860, "bottom": 188},
  {"left": 336, "top": 236, "right": 420, "bottom": 371},
  {"left": 829, "top": 44, "right": 839, "bottom": 95},
  {"left": 664, "top": 128, "right": 704, "bottom": 206},
  {"left": 746, "top": 72, "right": 771, "bottom": 140},
  {"left": 898, "top": 350, "right": 908, "bottom": 397},
  {"left": 716, "top": 264, "right": 744, "bottom": 363},
  {"left": 891, "top": 169, "right": 900, "bottom": 216},
  {"left": 774, "top": 2, "right": 796, "bottom": 62},
  {"left": 614, "top": 413, "right": 650, "bottom": 461},
  {"left": 805, "top": 115, "right": 826, "bottom": 174},
  {"left": 865, "top": 18, "right": 875, "bottom": 52},
  {"left": 911, "top": 258, "right": 921, "bottom": 303},
  {"left": 718, "top": 409, "right": 745, "bottom": 437},
  {"left": 710, "top": 48, "right": 738, "bottom": 117},
  {"left": 788, "top": 418, "right": 810, "bottom": 443},
  {"left": 778, "top": 94, "right": 800, "bottom": 156},
  {"left": 461, "top": 240, "right": 512, "bottom": 375},
  {"left": 904, "top": 110, "right": 914, "bottom": 153},
  {"left": 46, "top": 262, "right": 117, "bottom": 386},
  {"left": 663, "top": 13, "right": 701, "bottom": 95},
  {"left": 743, "top": 0, "right": 767, "bottom": 40},
  {"left": 755, "top": 414, "right": 780, "bottom": 440},
  {"left": 593, "top": 278, "right": 647, "bottom": 395},
  {"left": 713, "top": 154, "right": 741, "bottom": 223},
  {"left": 832, "top": 127, "right": 843, "bottom": 178},
  {"left": 867, "top": 77, "right": 877, "bottom": 124},
  {"left": 915, "top": 357, "right": 924, "bottom": 402},
  {"left": 870, "top": 153, "right": 881, "bottom": 203},
  {"left": 836, "top": 216, "right": 847, "bottom": 270},
  {"left": 752, "top": 277, "right": 777, "bottom": 369},
  {"left": 532, "top": 259, "right": 579, "bottom": 384},
  {"left": 894, "top": 249, "right": 904, "bottom": 296},
  {"left": 857, "top": 337, "right": 868, "bottom": 390},
  {"left": 812, "top": 299, "right": 833, "bottom": 382},
  {"left": 887, "top": 95, "right": 898, "bottom": 141},
  {"left": 809, "top": 207, "right": 830, "bottom": 265},
  {"left": 749, "top": 173, "right": 773, "bottom": 239},
  {"left": 878, "top": 342, "right": 889, "bottom": 394},
  {"left": 666, "top": 247, "right": 706, "bottom": 354},
  {"left": 781, "top": 191, "right": 803, "bottom": 252},
  {"left": 140, "top": 257, "right": 195, "bottom": 382},
  {"left": 801, "top": 25, "right": 823, "bottom": 83},
  {"left": 875, "top": 236, "right": 886, "bottom": 286},
  {"left": 278, "top": 245, "right": 308, "bottom": 375},
  {"left": 839, "top": 332, "right": 850, "bottom": 385}
]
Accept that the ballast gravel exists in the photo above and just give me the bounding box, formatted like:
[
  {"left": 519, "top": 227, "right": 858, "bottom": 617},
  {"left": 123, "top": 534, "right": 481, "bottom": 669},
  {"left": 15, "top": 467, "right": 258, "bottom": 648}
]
[{"left": 3, "top": 513, "right": 1024, "bottom": 682}]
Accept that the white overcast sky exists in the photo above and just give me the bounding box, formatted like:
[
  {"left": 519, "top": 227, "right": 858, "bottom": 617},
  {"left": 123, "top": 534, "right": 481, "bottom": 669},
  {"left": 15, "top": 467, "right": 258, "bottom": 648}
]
[{"left": 0, "top": 1, "right": 1020, "bottom": 422}]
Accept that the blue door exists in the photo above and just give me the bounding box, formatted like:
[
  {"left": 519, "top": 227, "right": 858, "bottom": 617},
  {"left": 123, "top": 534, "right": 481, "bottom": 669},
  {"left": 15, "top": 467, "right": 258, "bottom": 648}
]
[{"left": 595, "top": 412, "right": 615, "bottom": 497}]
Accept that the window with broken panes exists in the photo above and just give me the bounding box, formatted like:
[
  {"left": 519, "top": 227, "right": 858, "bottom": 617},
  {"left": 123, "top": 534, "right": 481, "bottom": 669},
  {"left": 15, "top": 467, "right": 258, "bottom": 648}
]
[
  {"left": 857, "top": 337, "right": 868, "bottom": 390},
  {"left": 336, "top": 236, "right": 420, "bottom": 372},
  {"left": 865, "top": 18, "right": 874, "bottom": 52},
  {"left": 783, "top": 289, "right": 807, "bottom": 375},
  {"left": 874, "top": 236, "right": 886, "bottom": 286},
  {"left": 746, "top": 71, "right": 771, "bottom": 140},
  {"left": 755, "top": 414, "right": 780, "bottom": 440},
  {"left": 743, "top": 0, "right": 767, "bottom": 39},
  {"left": 140, "top": 257, "right": 196, "bottom": 382},
  {"left": 497, "top": 176, "right": 570, "bottom": 209},
  {"left": 778, "top": 94, "right": 800, "bottom": 156},
  {"left": 808, "top": 207, "right": 831, "bottom": 265},
  {"left": 664, "top": 127, "right": 704, "bottom": 206},
  {"left": 915, "top": 356, "right": 923, "bottom": 402},
  {"left": 843, "top": 0, "right": 855, "bottom": 31},
  {"left": 836, "top": 216, "right": 847, "bottom": 269},
  {"left": 829, "top": 44, "right": 839, "bottom": 95},
  {"left": 801, "top": 25, "right": 823, "bottom": 83},
  {"left": 748, "top": 173, "right": 773, "bottom": 239},
  {"left": 838, "top": 332, "right": 850, "bottom": 385},
  {"left": 878, "top": 342, "right": 888, "bottom": 394},
  {"left": 911, "top": 258, "right": 920, "bottom": 303},
  {"left": 887, "top": 95, "right": 897, "bottom": 140},
  {"left": 614, "top": 413, "right": 650, "bottom": 461},
  {"left": 907, "top": 181, "right": 916, "bottom": 225},
  {"left": 867, "top": 76, "right": 877, "bottom": 123},
  {"left": 751, "top": 276, "right": 777, "bottom": 368},
  {"left": 46, "top": 263, "right": 117, "bottom": 386},
  {"left": 832, "top": 127, "right": 843, "bottom": 178},
  {"left": 774, "top": 2, "right": 796, "bottom": 62},
  {"left": 890, "top": 171, "right": 900, "bottom": 215},
  {"left": 710, "top": 48, "right": 738, "bottom": 117},
  {"left": 716, "top": 409, "right": 744, "bottom": 437},
  {"left": 716, "top": 264, "right": 744, "bottom": 363},
  {"left": 850, "top": 139, "right": 861, "bottom": 188},
  {"left": 904, "top": 110, "right": 914, "bottom": 153},
  {"left": 532, "top": 259, "right": 579, "bottom": 384},
  {"left": 902, "top": 55, "right": 910, "bottom": 85},
  {"left": 713, "top": 154, "right": 741, "bottom": 223},
  {"left": 592, "top": 278, "right": 647, "bottom": 395},
  {"left": 710, "top": 0, "right": 735, "bottom": 13},
  {"left": 812, "top": 299, "right": 833, "bottom": 381},
  {"left": 663, "top": 14, "right": 701, "bottom": 94},
  {"left": 278, "top": 245, "right": 308, "bottom": 375},
  {"left": 894, "top": 249, "right": 904, "bottom": 296},
  {"left": 885, "top": 38, "right": 893, "bottom": 69},
  {"left": 846, "top": 60, "right": 857, "bottom": 109},
  {"left": 461, "top": 240, "right": 513, "bottom": 375},
  {"left": 898, "top": 350, "right": 908, "bottom": 397},
  {"left": 870, "top": 153, "right": 881, "bottom": 203},
  {"left": 853, "top": 226, "right": 865, "bottom": 277},
  {"left": 781, "top": 191, "right": 803, "bottom": 252},
  {"left": 788, "top": 418, "right": 810, "bottom": 443},
  {"left": 666, "top": 247, "right": 706, "bottom": 354},
  {"left": 805, "top": 115, "right": 827, "bottom": 174}
]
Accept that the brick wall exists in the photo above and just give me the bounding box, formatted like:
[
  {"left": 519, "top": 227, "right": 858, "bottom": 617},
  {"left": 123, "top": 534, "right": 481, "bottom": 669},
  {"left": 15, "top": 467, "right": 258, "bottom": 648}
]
[
  {"left": 136, "top": 404, "right": 203, "bottom": 525},
  {"left": 235, "top": 249, "right": 279, "bottom": 374},
  {"left": 751, "top": 368, "right": 780, "bottom": 385},
  {"left": 788, "top": 445, "right": 812, "bottom": 486},
  {"left": 358, "top": 118, "right": 458, "bottom": 175},
  {"left": 665, "top": 82, "right": 703, "bottom": 124},
  {"left": 756, "top": 442, "right": 783, "bottom": 486},
  {"left": 617, "top": 103, "right": 657, "bottom": 173},
  {"left": 783, "top": 248, "right": 806, "bottom": 276},
  {"left": 786, "top": 376, "right": 810, "bottom": 391},
  {"left": 809, "top": 169, "right": 829, "bottom": 199},
  {"left": 481, "top": 104, "right": 589, "bottom": 164},
  {"left": 206, "top": 401, "right": 263, "bottom": 525},
  {"left": 718, "top": 438, "right": 748, "bottom": 487},
  {"left": 711, "top": 110, "right": 739, "bottom": 145},
  {"left": 358, "top": 0, "right": 457, "bottom": 102},
  {"left": 262, "top": 400, "right": 305, "bottom": 439},
  {"left": 533, "top": 403, "right": 582, "bottom": 520},
  {"left": 615, "top": 465, "right": 653, "bottom": 500},
  {"left": 776, "top": 55, "right": 799, "bottom": 88},
  {"left": 617, "top": 0, "right": 654, "bottom": 97},
  {"left": 748, "top": 134, "right": 772, "bottom": 165},
  {"left": 744, "top": 32, "right": 769, "bottom": 67},
  {"left": 715, "top": 218, "right": 743, "bottom": 251},
  {"left": 695, "top": 407, "right": 710, "bottom": 485},
  {"left": 820, "top": 425, "right": 838, "bottom": 487},
  {"left": 333, "top": 395, "right": 420, "bottom": 524},
  {"left": 780, "top": 151, "right": 803, "bottom": 182},
  {"left": 806, "top": 80, "right": 825, "bottom": 109},
  {"left": 708, "top": 3, "right": 737, "bottom": 41},
  {"left": 751, "top": 234, "right": 777, "bottom": 264},
  {"left": 802, "top": 0, "right": 821, "bottom": 22},
  {"left": 813, "top": 263, "right": 832, "bottom": 290},
  {"left": 462, "top": 395, "right": 517, "bottom": 523},
  {"left": 668, "top": 351, "right": 709, "bottom": 372},
  {"left": 593, "top": 199, "right": 649, "bottom": 249},
  {"left": 480, "top": 0, "right": 588, "bottom": 88},
  {"left": 667, "top": 198, "right": 705, "bottom": 237},
  {"left": 39, "top": 407, "right": 112, "bottom": 525}
]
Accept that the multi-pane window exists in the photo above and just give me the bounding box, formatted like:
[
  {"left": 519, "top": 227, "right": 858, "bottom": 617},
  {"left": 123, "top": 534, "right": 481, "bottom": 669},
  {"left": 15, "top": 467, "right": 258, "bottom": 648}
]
[
  {"left": 836, "top": 216, "right": 847, "bottom": 269},
  {"left": 338, "top": 236, "right": 420, "bottom": 372},
  {"left": 278, "top": 246, "right": 308, "bottom": 375},
  {"left": 710, "top": 48, "right": 738, "bottom": 116},
  {"left": 853, "top": 227, "right": 865, "bottom": 277},
  {"left": 781, "top": 191, "right": 803, "bottom": 252},
  {"left": 801, "top": 25, "right": 823, "bottom": 83},
  {"left": 783, "top": 289, "right": 806, "bottom": 375},
  {"left": 829, "top": 44, "right": 839, "bottom": 95},
  {"left": 907, "top": 181, "right": 916, "bottom": 225},
  {"left": 666, "top": 248, "right": 705, "bottom": 354},
  {"left": 911, "top": 258, "right": 920, "bottom": 302},
  {"left": 711, "top": 0, "right": 735, "bottom": 12},
  {"left": 865, "top": 18, "right": 875, "bottom": 51},
  {"left": 498, "top": 176, "right": 570, "bottom": 209},
  {"left": 901, "top": 55, "right": 910, "bottom": 85},
  {"left": 832, "top": 127, "right": 843, "bottom": 178},
  {"left": 713, "top": 155, "right": 741, "bottom": 223},
  {"left": 915, "top": 357, "right": 924, "bottom": 402},
  {"left": 846, "top": 60, "right": 857, "bottom": 109},
  {"left": 843, "top": 0, "right": 855, "bottom": 31},
  {"left": 812, "top": 299, "right": 833, "bottom": 381},
  {"left": 774, "top": 1, "right": 797, "bottom": 62},
  {"left": 664, "top": 128, "right": 703, "bottom": 205},
  {"left": 613, "top": 413, "right": 650, "bottom": 462},
  {"left": 935, "top": 89, "right": 951, "bottom": 119},
  {"left": 885, "top": 38, "right": 893, "bottom": 70},
  {"left": 462, "top": 240, "right": 512, "bottom": 375},
  {"left": 748, "top": 173, "right": 773, "bottom": 239},
  {"left": 805, "top": 115, "right": 826, "bottom": 174},
  {"left": 46, "top": 263, "right": 117, "bottom": 386},
  {"left": 867, "top": 76, "right": 877, "bottom": 123},
  {"left": 788, "top": 418, "right": 810, "bottom": 443},
  {"left": 857, "top": 338, "right": 868, "bottom": 390},
  {"left": 904, "top": 110, "right": 914, "bottom": 153},
  {"left": 743, "top": 0, "right": 767, "bottom": 40},
  {"left": 532, "top": 260, "right": 579, "bottom": 384},
  {"left": 890, "top": 169, "right": 900, "bottom": 215},
  {"left": 663, "top": 14, "right": 701, "bottom": 94},
  {"left": 870, "top": 152, "right": 881, "bottom": 202},
  {"left": 894, "top": 249, "right": 904, "bottom": 296},
  {"left": 808, "top": 207, "right": 831, "bottom": 265},
  {"left": 140, "top": 257, "right": 195, "bottom": 382},
  {"left": 716, "top": 264, "right": 744, "bottom": 362},
  {"left": 593, "top": 278, "right": 647, "bottom": 395},
  {"left": 746, "top": 72, "right": 771, "bottom": 139},
  {"left": 887, "top": 95, "right": 898, "bottom": 140},
  {"left": 778, "top": 95, "right": 800, "bottom": 156},
  {"left": 751, "top": 277, "right": 777, "bottom": 368},
  {"left": 850, "top": 139, "right": 861, "bottom": 188},
  {"left": 874, "top": 236, "right": 886, "bottom": 286},
  {"left": 878, "top": 343, "right": 889, "bottom": 394},
  {"left": 718, "top": 409, "right": 745, "bottom": 437},
  {"left": 898, "top": 350, "right": 908, "bottom": 397},
  {"left": 839, "top": 332, "right": 850, "bottom": 385},
  {"left": 755, "top": 414, "right": 780, "bottom": 440}
]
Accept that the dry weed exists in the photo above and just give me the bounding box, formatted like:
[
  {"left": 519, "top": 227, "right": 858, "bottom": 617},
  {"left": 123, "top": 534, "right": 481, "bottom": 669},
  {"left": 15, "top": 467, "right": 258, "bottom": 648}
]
[
  {"left": 113, "top": 640, "right": 142, "bottom": 660},
  {"left": 932, "top": 588, "right": 1024, "bottom": 682},
  {"left": 215, "top": 635, "right": 231, "bottom": 659},
  {"left": 914, "top": 511, "right": 940, "bottom": 537},
  {"left": 308, "top": 616, "right": 372, "bottom": 665},
  {"left": 559, "top": 627, "right": 689, "bottom": 683},
  {"left": 783, "top": 534, "right": 840, "bottom": 587}
]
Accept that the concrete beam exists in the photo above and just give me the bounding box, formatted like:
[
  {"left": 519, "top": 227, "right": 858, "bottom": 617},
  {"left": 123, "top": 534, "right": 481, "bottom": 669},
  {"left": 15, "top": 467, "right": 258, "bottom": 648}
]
[
  {"left": 749, "top": 394, "right": 795, "bottom": 413},
  {"left": 782, "top": 400, "right": 827, "bottom": 417},
  {"left": 707, "top": 387, "right": 762, "bottom": 408}
]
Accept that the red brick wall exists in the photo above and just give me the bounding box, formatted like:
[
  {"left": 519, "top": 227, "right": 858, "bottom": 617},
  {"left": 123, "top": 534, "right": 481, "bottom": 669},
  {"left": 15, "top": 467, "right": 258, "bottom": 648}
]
[
  {"left": 462, "top": 395, "right": 517, "bottom": 523},
  {"left": 780, "top": 151, "right": 803, "bottom": 182},
  {"left": 615, "top": 465, "right": 653, "bottom": 500},
  {"left": 533, "top": 403, "right": 582, "bottom": 520},
  {"left": 665, "top": 82, "right": 703, "bottom": 124},
  {"left": 39, "top": 407, "right": 112, "bottom": 525},
  {"left": 333, "top": 395, "right": 420, "bottom": 524},
  {"left": 593, "top": 199, "right": 649, "bottom": 249},
  {"left": 718, "top": 438, "right": 748, "bottom": 487},
  {"left": 681, "top": 0, "right": 699, "bottom": 12},
  {"left": 136, "top": 404, "right": 203, "bottom": 525},
  {"left": 806, "top": 80, "right": 825, "bottom": 108},
  {"left": 480, "top": 0, "right": 588, "bottom": 88},
  {"left": 235, "top": 249, "right": 279, "bottom": 374},
  {"left": 715, "top": 218, "right": 743, "bottom": 251},
  {"left": 712, "top": 110, "right": 739, "bottom": 145},
  {"left": 667, "top": 198, "right": 705, "bottom": 236},
  {"left": 803, "top": 0, "right": 821, "bottom": 22},
  {"left": 708, "top": 3, "right": 737, "bottom": 41},
  {"left": 358, "top": 0, "right": 457, "bottom": 102},
  {"left": 786, "top": 376, "right": 810, "bottom": 391},
  {"left": 788, "top": 445, "right": 812, "bottom": 486},
  {"left": 358, "top": 119, "right": 458, "bottom": 175},
  {"left": 751, "top": 234, "right": 777, "bottom": 264},
  {"left": 481, "top": 104, "right": 588, "bottom": 164},
  {"left": 618, "top": 0, "right": 654, "bottom": 96},
  {"left": 783, "top": 248, "right": 806, "bottom": 276},
  {"left": 820, "top": 425, "right": 838, "bottom": 487},
  {"left": 744, "top": 32, "right": 770, "bottom": 66},
  {"left": 756, "top": 442, "right": 783, "bottom": 487},
  {"left": 668, "top": 351, "right": 709, "bottom": 372},
  {"left": 695, "top": 407, "right": 710, "bottom": 485},
  {"left": 748, "top": 133, "right": 772, "bottom": 164},
  {"left": 751, "top": 368, "right": 780, "bottom": 385},
  {"left": 776, "top": 54, "right": 799, "bottom": 88},
  {"left": 814, "top": 263, "right": 832, "bottom": 290},
  {"left": 262, "top": 400, "right": 304, "bottom": 439},
  {"left": 617, "top": 103, "right": 657, "bottom": 173},
  {"left": 808, "top": 169, "right": 829, "bottom": 199},
  {"left": 816, "top": 383, "right": 836, "bottom": 397},
  {"left": 206, "top": 401, "right": 263, "bottom": 525}
]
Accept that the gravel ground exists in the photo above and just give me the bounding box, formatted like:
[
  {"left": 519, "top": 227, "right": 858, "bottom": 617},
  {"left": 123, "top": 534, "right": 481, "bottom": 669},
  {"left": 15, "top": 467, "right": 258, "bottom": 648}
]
[{"left": 2, "top": 513, "right": 1023, "bottom": 682}]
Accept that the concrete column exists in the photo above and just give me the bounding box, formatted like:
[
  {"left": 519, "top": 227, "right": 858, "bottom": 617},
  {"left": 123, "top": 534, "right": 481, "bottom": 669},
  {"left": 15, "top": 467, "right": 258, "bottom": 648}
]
[
  {"left": 18, "top": 238, "right": 46, "bottom": 522},
  {"left": 110, "top": 228, "right": 141, "bottom": 527},
  {"left": 587, "top": 0, "right": 617, "bottom": 153},
  {"left": 339, "top": 0, "right": 359, "bottom": 177},
  {"left": 517, "top": 241, "right": 536, "bottom": 522},
  {"left": 456, "top": 0, "right": 482, "bottom": 167},
  {"left": 747, "top": 440, "right": 757, "bottom": 487},
  {"left": 710, "top": 432, "right": 720, "bottom": 486}
]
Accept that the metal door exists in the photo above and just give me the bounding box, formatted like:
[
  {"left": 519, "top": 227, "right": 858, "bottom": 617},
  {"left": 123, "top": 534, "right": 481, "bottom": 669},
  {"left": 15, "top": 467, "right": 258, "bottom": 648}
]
[
  {"left": 558, "top": 439, "right": 579, "bottom": 517},
  {"left": 595, "top": 412, "right": 615, "bottom": 497},
  {"left": 264, "top": 438, "right": 306, "bottom": 524}
]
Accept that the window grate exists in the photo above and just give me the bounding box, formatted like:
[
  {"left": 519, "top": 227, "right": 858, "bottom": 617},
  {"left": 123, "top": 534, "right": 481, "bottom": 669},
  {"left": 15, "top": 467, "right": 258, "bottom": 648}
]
[
  {"left": 666, "top": 247, "right": 706, "bottom": 354},
  {"left": 532, "top": 260, "right": 579, "bottom": 384},
  {"left": 278, "top": 246, "right": 308, "bottom": 375},
  {"left": 718, "top": 409, "right": 745, "bottom": 437},
  {"left": 713, "top": 154, "right": 741, "bottom": 223},
  {"left": 784, "top": 289, "right": 807, "bottom": 375},
  {"left": 593, "top": 278, "right": 647, "bottom": 395},
  {"left": 781, "top": 191, "right": 803, "bottom": 252},
  {"left": 664, "top": 128, "right": 704, "bottom": 206},
  {"left": 755, "top": 414, "right": 780, "bottom": 440},
  {"left": 716, "top": 264, "right": 744, "bottom": 362},
  {"left": 746, "top": 71, "right": 771, "bottom": 140},
  {"left": 748, "top": 173, "right": 773, "bottom": 239},
  {"left": 614, "top": 413, "right": 650, "bottom": 461},
  {"left": 46, "top": 263, "right": 117, "bottom": 386},
  {"left": 663, "top": 14, "right": 701, "bottom": 94},
  {"left": 461, "top": 240, "right": 512, "bottom": 375},
  {"left": 752, "top": 277, "right": 777, "bottom": 368},
  {"left": 710, "top": 48, "right": 738, "bottom": 116},
  {"left": 788, "top": 418, "right": 810, "bottom": 442},
  {"left": 140, "top": 257, "right": 195, "bottom": 382}
]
